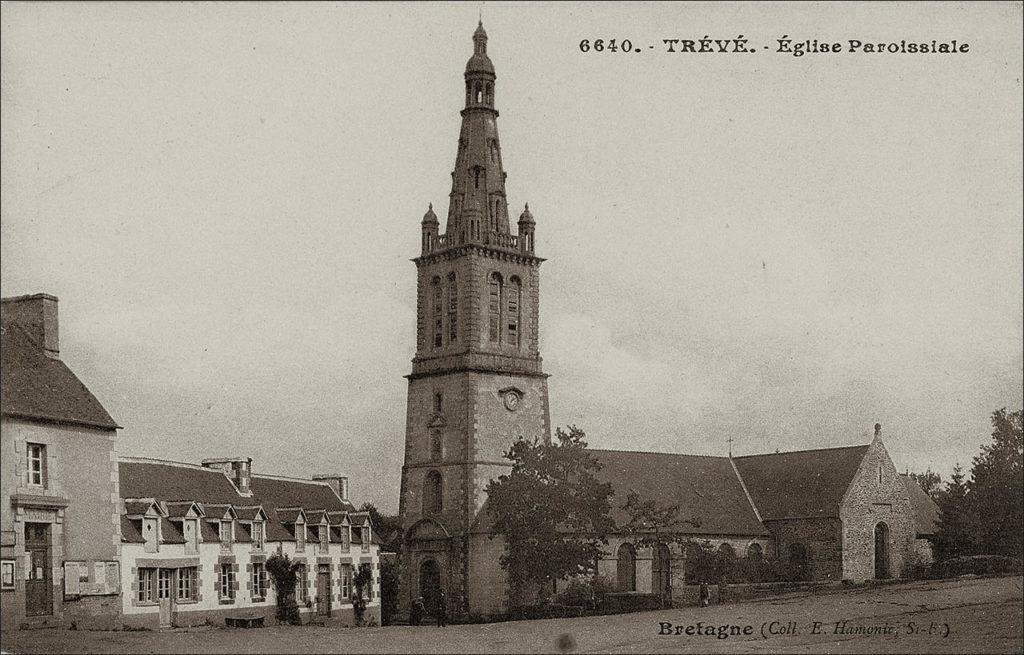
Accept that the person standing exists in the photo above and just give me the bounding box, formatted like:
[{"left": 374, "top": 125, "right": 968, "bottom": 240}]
[
  {"left": 436, "top": 590, "right": 448, "bottom": 627},
  {"left": 410, "top": 596, "right": 424, "bottom": 626},
  {"left": 699, "top": 581, "right": 711, "bottom": 608}
]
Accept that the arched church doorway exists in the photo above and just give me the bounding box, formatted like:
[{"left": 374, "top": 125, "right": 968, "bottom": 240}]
[
  {"left": 874, "top": 522, "right": 890, "bottom": 579},
  {"left": 419, "top": 559, "right": 442, "bottom": 616},
  {"left": 789, "top": 542, "right": 811, "bottom": 581},
  {"left": 652, "top": 543, "right": 671, "bottom": 603},
  {"left": 616, "top": 543, "right": 636, "bottom": 591}
]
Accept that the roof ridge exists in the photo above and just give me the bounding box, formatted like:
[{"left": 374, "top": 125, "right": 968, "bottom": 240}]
[
  {"left": 733, "top": 443, "right": 870, "bottom": 459},
  {"left": 119, "top": 456, "right": 224, "bottom": 471},
  {"left": 589, "top": 447, "right": 729, "bottom": 459},
  {"left": 253, "top": 473, "right": 333, "bottom": 486}
]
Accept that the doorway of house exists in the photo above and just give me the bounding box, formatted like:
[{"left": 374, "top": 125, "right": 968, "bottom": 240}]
[
  {"left": 24, "top": 523, "right": 52, "bottom": 617},
  {"left": 652, "top": 543, "right": 672, "bottom": 604},
  {"left": 874, "top": 522, "right": 890, "bottom": 579},
  {"left": 316, "top": 564, "right": 332, "bottom": 616},
  {"left": 419, "top": 559, "right": 441, "bottom": 617},
  {"left": 157, "top": 568, "right": 173, "bottom": 627}
]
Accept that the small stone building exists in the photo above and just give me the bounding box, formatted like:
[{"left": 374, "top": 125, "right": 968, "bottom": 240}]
[{"left": 1, "top": 294, "right": 122, "bottom": 631}]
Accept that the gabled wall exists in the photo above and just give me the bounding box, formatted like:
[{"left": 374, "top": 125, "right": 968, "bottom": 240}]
[{"left": 839, "top": 438, "right": 914, "bottom": 582}]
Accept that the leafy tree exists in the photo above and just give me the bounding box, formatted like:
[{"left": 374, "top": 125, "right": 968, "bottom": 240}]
[
  {"left": 359, "top": 502, "right": 402, "bottom": 551},
  {"left": 967, "top": 408, "right": 1023, "bottom": 558},
  {"left": 352, "top": 562, "right": 374, "bottom": 626},
  {"left": 619, "top": 490, "right": 700, "bottom": 547},
  {"left": 934, "top": 463, "right": 975, "bottom": 560},
  {"left": 486, "top": 426, "right": 615, "bottom": 607},
  {"left": 378, "top": 556, "right": 401, "bottom": 625},
  {"left": 910, "top": 468, "right": 943, "bottom": 502},
  {"left": 265, "top": 552, "right": 302, "bottom": 625}
]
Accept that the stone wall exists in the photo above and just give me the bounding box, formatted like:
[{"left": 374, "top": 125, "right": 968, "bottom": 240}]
[
  {"left": 839, "top": 438, "right": 914, "bottom": 582},
  {"left": 764, "top": 518, "right": 844, "bottom": 581}
]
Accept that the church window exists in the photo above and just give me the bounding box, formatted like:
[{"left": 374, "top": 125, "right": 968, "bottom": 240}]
[
  {"left": 432, "top": 276, "right": 443, "bottom": 348},
  {"left": 485, "top": 83, "right": 493, "bottom": 104},
  {"left": 506, "top": 277, "right": 521, "bottom": 347},
  {"left": 488, "top": 273, "right": 503, "bottom": 342},
  {"left": 448, "top": 272, "right": 458, "bottom": 342},
  {"left": 616, "top": 543, "right": 636, "bottom": 592},
  {"left": 430, "top": 431, "right": 442, "bottom": 461},
  {"left": 434, "top": 392, "right": 443, "bottom": 414},
  {"left": 718, "top": 543, "right": 736, "bottom": 559},
  {"left": 474, "top": 82, "right": 483, "bottom": 104},
  {"left": 424, "top": 471, "right": 443, "bottom": 515},
  {"left": 746, "top": 543, "right": 763, "bottom": 560},
  {"left": 878, "top": 465, "right": 882, "bottom": 484}
]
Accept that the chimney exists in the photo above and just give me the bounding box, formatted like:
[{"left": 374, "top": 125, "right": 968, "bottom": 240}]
[
  {"left": 1, "top": 293, "right": 60, "bottom": 358},
  {"left": 313, "top": 475, "right": 349, "bottom": 502},
  {"left": 874, "top": 423, "right": 882, "bottom": 440},
  {"left": 202, "top": 457, "right": 253, "bottom": 496}
]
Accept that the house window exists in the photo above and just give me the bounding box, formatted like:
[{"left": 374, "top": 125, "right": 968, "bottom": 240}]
[
  {"left": 219, "top": 564, "right": 235, "bottom": 600},
  {"left": 296, "top": 524, "right": 306, "bottom": 552},
  {"left": 296, "top": 564, "right": 306, "bottom": 602},
  {"left": 340, "top": 564, "right": 352, "bottom": 600},
  {"left": 320, "top": 525, "right": 329, "bottom": 550},
  {"left": 252, "top": 562, "right": 267, "bottom": 600},
  {"left": 488, "top": 273, "right": 503, "bottom": 342},
  {"left": 253, "top": 521, "right": 265, "bottom": 550},
  {"left": 137, "top": 568, "right": 156, "bottom": 603},
  {"left": 361, "top": 528, "right": 370, "bottom": 553},
  {"left": 177, "top": 567, "right": 197, "bottom": 601},
  {"left": 27, "top": 443, "right": 46, "bottom": 486}
]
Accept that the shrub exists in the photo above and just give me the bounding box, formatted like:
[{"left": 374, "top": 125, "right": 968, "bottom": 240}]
[
  {"left": 265, "top": 553, "right": 302, "bottom": 625},
  {"left": 555, "top": 575, "right": 613, "bottom": 611},
  {"left": 936, "top": 555, "right": 1023, "bottom": 578},
  {"left": 352, "top": 562, "right": 374, "bottom": 626}
]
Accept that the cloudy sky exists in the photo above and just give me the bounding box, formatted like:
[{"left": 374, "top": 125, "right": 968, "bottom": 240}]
[{"left": 2, "top": 2, "right": 1021, "bottom": 512}]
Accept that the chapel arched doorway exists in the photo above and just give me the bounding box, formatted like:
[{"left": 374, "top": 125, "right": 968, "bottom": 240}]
[
  {"left": 652, "top": 543, "right": 671, "bottom": 603},
  {"left": 874, "top": 522, "right": 890, "bottom": 579}
]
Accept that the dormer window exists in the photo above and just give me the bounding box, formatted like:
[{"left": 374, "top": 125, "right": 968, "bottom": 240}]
[
  {"left": 319, "top": 524, "right": 329, "bottom": 550},
  {"left": 219, "top": 520, "right": 232, "bottom": 545},
  {"left": 253, "top": 520, "right": 265, "bottom": 550},
  {"left": 296, "top": 523, "right": 306, "bottom": 552}
]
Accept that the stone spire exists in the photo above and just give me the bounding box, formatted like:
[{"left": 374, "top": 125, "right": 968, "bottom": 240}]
[{"left": 442, "top": 21, "right": 512, "bottom": 247}]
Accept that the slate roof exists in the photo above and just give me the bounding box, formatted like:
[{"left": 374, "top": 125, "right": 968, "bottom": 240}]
[
  {"left": 118, "top": 459, "right": 360, "bottom": 544},
  {"left": 200, "top": 520, "right": 220, "bottom": 543},
  {"left": 589, "top": 449, "right": 768, "bottom": 536},
  {"left": 121, "top": 516, "right": 144, "bottom": 544},
  {"left": 0, "top": 323, "right": 119, "bottom": 430},
  {"left": 733, "top": 445, "right": 870, "bottom": 521},
  {"left": 901, "top": 474, "right": 940, "bottom": 536}
]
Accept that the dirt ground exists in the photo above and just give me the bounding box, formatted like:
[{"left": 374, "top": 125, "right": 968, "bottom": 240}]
[{"left": 2, "top": 575, "right": 1021, "bottom": 654}]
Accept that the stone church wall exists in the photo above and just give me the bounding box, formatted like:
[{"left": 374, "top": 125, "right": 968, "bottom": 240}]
[
  {"left": 765, "top": 517, "right": 844, "bottom": 581},
  {"left": 839, "top": 438, "right": 914, "bottom": 582}
]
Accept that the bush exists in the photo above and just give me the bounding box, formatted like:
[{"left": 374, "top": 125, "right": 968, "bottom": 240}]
[
  {"left": 352, "top": 562, "right": 374, "bottom": 626},
  {"left": 936, "top": 555, "right": 1023, "bottom": 578},
  {"left": 555, "top": 575, "right": 614, "bottom": 611},
  {"left": 265, "top": 553, "right": 302, "bottom": 625}
]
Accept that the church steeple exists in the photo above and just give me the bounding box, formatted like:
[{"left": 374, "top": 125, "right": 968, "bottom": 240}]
[{"left": 422, "top": 21, "right": 533, "bottom": 254}]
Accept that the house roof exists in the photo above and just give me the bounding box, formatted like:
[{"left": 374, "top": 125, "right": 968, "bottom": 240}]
[
  {"left": 901, "top": 474, "right": 940, "bottom": 536},
  {"left": 118, "top": 458, "right": 358, "bottom": 544},
  {"left": 0, "top": 323, "right": 119, "bottom": 430},
  {"left": 200, "top": 520, "right": 221, "bottom": 543},
  {"left": 733, "top": 445, "right": 870, "bottom": 521},
  {"left": 121, "top": 516, "right": 144, "bottom": 543},
  {"left": 589, "top": 449, "right": 768, "bottom": 536},
  {"left": 160, "top": 518, "right": 185, "bottom": 544}
]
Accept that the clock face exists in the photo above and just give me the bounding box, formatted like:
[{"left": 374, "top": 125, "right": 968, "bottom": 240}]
[{"left": 503, "top": 391, "right": 520, "bottom": 411}]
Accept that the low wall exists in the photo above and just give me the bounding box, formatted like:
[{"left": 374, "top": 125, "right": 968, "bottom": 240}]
[{"left": 120, "top": 603, "right": 381, "bottom": 630}]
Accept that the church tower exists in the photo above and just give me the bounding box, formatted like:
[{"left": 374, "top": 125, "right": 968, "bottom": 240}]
[{"left": 398, "top": 22, "right": 550, "bottom": 619}]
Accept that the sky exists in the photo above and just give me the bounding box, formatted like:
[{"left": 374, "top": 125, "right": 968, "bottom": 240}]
[{"left": 2, "top": 2, "right": 1021, "bottom": 513}]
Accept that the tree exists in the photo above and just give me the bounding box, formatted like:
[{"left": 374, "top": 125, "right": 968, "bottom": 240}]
[
  {"left": 934, "top": 463, "right": 975, "bottom": 561},
  {"left": 265, "top": 552, "right": 302, "bottom": 625},
  {"left": 352, "top": 562, "right": 374, "bottom": 626},
  {"left": 967, "top": 408, "right": 1023, "bottom": 558},
  {"left": 910, "top": 468, "right": 943, "bottom": 502},
  {"left": 485, "top": 426, "right": 615, "bottom": 607},
  {"left": 619, "top": 490, "right": 700, "bottom": 548},
  {"left": 359, "top": 502, "right": 402, "bottom": 551}
]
